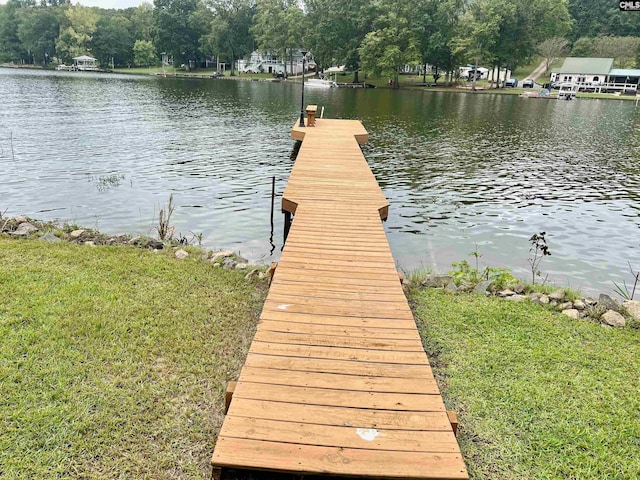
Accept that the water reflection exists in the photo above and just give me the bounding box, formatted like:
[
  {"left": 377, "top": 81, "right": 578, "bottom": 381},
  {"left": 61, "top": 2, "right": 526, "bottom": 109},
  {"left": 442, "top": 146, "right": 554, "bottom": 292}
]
[{"left": 1, "top": 68, "right": 639, "bottom": 293}]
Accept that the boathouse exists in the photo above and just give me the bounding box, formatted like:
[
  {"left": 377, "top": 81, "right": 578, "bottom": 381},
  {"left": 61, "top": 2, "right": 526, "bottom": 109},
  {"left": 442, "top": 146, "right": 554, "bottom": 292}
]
[{"left": 72, "top": 55, "right": 98, "bottom": 71}]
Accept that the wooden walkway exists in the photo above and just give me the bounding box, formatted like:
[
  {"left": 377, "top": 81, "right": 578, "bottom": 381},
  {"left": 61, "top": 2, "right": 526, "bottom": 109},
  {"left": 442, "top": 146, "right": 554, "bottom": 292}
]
[{"left": 211, "top": 117, "right": 468, "bottom": 479}]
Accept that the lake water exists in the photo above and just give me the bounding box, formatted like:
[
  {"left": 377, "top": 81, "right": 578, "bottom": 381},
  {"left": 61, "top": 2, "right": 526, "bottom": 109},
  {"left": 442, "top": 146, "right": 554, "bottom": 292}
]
[{"left": 1, "top": 68, "right": 639, "bottom": 294}]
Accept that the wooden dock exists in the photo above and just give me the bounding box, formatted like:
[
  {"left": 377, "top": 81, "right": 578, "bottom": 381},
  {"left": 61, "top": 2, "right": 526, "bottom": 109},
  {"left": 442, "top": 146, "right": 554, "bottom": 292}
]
[{"left": 211, "top": 116, "right": 468, "bottom": 479}]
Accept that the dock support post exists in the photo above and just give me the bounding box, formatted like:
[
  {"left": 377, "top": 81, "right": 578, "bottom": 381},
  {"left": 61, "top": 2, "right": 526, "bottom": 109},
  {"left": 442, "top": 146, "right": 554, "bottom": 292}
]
[
  {"left": 211, "top": 467, "right": 222, "bottom": 480},
  {"left": 283, "top": 211, "right": 292, "bottom": 243},
  {"left": 225, "top": 381, "right": 237, "bottom": 414},
  {"left": 447, "top": 410, "right": 459, "bottom": 436},
  {"left": 267, "top": 262, "right": 278, "bottom": 284}
]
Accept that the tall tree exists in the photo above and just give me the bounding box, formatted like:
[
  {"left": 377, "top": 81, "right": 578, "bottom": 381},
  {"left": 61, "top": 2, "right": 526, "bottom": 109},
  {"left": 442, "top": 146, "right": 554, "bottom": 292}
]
[
  {"left": 201, "top": 0, "right": 255, "bottom": 75},
  {"left": 91, "top": 14, "right": 133, "bottom": 67},
  {"left": 452, "top": 0, "right": 500, "bottom": 90},
  {"left": 476, "top": 0, "right": 572, "bottom": 87},
  {"left": 569, "top": 0, "right": 640, "bottom": 40},
  {"left": 431, "top": 0, "right": 463, "bottom": 85},
  {"left": 16, "top": 5, "right": 59, "bottom": 64},
  {"left": 154, "top": 0, "right": 207, "bottom": 68},
  {"left": 133, "top": 39, "right": 156, "bottom": 65},
  {"left": 537, "top": 37, "right": 569, "bottom": 73},
  {"left": 305, "top": 0, "right": 375, "bottom": 81},
  {"left": 359, "top": 0, "right": 420, "bottom": 88},
  {"left": 252, "top": 0, "right": 305, "bottom": 75},
  {"left": 413, "top": 0, "right": 438, "bottom": 84},
  {"left": 55, "top": 5, "right": 99, "bottom": 63},
  {"left": 129, "top": 2, "right": 154, "bottom": 42},
  {"left": 0, "top": 0, "right": 27, "bottom": 63}
]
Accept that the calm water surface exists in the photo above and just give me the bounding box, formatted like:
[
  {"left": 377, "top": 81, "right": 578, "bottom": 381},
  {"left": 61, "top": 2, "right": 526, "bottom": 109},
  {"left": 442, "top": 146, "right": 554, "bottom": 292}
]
[{"left": 1, "top": 68, "right": 639, "bottom": 294}]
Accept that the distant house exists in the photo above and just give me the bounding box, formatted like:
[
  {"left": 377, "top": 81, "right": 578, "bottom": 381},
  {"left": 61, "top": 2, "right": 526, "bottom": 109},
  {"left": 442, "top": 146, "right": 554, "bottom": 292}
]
[
  {"left": 550, "top": 57, "right": 613, "bottom": 85},
  {"left": 551, "top": 57, "right": 639, "bottom": 93},
  {"left": 237, "top": 50, "right": 316, "bottom": 75}
]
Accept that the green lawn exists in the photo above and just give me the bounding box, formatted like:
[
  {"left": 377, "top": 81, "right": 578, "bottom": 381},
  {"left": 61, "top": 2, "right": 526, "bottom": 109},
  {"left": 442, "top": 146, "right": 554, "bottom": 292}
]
[
  {"left": 0, "top": 239, "right": 267, "bottom": 479},
  {"left": 3, "top": 237, "right": 639, "bottom": 479},
  {"left": 512, "top": 57, "right": 543, "bottom": 81},
  {"left": 576, "top": 92, "right": 639, "bottom": 101},
  {"left": 410, "top": 288, "right": 640, "bottom": 479},
  {"left": 113, "top": 67, "right": 276, "bottom": 81}
]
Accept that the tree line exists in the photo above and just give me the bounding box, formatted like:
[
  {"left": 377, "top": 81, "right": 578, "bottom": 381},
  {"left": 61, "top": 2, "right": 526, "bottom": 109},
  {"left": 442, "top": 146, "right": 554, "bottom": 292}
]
[{"left": 1, "top": 0, "right": 639, "bottom": 83}]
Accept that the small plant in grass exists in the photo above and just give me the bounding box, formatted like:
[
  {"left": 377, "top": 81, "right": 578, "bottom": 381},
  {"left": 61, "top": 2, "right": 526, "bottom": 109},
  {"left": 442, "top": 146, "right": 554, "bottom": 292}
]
[
  {"left": 401, "top": 268, "right": 433, "bottom": 292},
  {"left": 486, "top": 267, "right": 517, "bottom": 291},
  {"left": 189, "top": 231, "right": 204, "bottom": 247},
  {"left": 562, "top": 287, "right": 582, "bottom": 302},
  {"left": 156, "top": 194, "right": 175, "bottom": 241},
  {"left": 0, "top": 207, "right": 8, "bottom": 231},
  {"left": 613, "top": 262, "right": 639, "bottom": 300},
  {"left": 450, "top": 244, "right": 516, "bottom": 289},
  {"left": 528, "top": 231, "right": 551, "bottom": 284}
]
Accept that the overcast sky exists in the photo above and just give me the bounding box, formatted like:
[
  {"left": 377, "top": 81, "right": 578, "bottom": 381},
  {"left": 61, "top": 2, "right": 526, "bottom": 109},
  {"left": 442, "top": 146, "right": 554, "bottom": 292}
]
[{"left": 0, "top": 0, "right": 150, "bottom": 10}]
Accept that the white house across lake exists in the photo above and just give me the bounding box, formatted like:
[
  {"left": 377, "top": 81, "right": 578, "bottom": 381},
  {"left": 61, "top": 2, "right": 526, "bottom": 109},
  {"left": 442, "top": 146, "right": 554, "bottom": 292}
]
[
  {"left": 237, "top": 50, "right": 316, "bottom": 75},
  {"left": 551, "top": 57, "right": 639, "bottom": 93}
]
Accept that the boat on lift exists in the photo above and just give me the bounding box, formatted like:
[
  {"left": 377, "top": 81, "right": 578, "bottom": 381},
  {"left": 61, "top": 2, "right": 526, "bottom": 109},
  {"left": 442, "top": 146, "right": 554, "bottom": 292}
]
[{"left": 305, "top": 74, "right": 338, "bottom": 89}]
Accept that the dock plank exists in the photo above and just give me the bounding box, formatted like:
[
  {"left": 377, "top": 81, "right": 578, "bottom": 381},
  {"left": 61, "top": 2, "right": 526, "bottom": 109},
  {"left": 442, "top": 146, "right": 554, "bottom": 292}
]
[
  {"left": 212, "top": 438, "right": 468, "bottom": 479},
  {"left": 226, "top": 398, "right": 453, "bottom": 430},
  {"left": 211, "top": 118, "right": 468, "bottom": 479},
  {"left": 238, "top": 366, "right": 439, "bottom": 394},
  {"left": 219, "top": 417, "right": 460, "bottom": 452}
]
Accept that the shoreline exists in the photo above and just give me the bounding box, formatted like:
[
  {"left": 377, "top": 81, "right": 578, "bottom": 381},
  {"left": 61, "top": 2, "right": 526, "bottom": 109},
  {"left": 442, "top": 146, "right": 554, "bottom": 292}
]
[
  {"left": 3, "top": 65, "right": 637, "bottom": 101},
  {"left": 0, "top": 215, "right": 268, "bottom": 276},
  {"left": 3, "top": 213, "right": 637, "bottom": 328}
]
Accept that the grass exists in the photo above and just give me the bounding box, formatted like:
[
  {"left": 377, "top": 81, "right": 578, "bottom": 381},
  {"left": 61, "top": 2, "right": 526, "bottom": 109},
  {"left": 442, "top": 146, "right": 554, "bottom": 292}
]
[
  {"left": 576, "top": 92, "right": 639, "bottom": 101},
  {"left": 113, "top": 67, "right": 278, "bottom": 81},
  {"left": 512, "top": 57, "right": 543, "bottom": 81},
  {"left": 0, "top": 238, "right": 267, "bottom": 479},
  {"left": 410, "top": 288, "right": 640, "bottom": 479}
]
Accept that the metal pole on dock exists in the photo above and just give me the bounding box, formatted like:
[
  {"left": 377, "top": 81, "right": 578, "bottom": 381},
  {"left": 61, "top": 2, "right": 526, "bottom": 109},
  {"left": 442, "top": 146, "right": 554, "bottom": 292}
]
[
  {"left": 270, "top": 176, "right": 275, "bottom": 226},
  {"left": 299, "top": 50, "right": 307, "bottom": 127},
  {"left": 269, "top": 176, "right": 276, "bottom": 255}
]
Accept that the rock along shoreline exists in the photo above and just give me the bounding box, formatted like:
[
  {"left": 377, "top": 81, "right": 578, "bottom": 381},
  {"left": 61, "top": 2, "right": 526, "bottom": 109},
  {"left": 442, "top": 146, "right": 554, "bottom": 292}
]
[
  {"left": 1, "top": 215, "right": 268, "bottom": 280},
  {"left": 3, "top": 214, "right": 638, "bottom": 326},
  {"left": 412, "top": 273, "right": 639, "bottom": 329}
]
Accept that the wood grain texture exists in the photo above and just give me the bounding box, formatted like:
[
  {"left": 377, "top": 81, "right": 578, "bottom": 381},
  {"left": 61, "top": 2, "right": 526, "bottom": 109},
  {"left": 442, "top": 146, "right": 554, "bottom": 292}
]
[{"left": 211, "top": 118, "right": 468, "bottom": 479}]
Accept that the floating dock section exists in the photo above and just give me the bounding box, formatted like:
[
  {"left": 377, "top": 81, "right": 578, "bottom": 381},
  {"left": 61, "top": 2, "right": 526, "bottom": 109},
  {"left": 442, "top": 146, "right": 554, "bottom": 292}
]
[{"left": 211, "top": 115, "right": 468, "bottom": 480}]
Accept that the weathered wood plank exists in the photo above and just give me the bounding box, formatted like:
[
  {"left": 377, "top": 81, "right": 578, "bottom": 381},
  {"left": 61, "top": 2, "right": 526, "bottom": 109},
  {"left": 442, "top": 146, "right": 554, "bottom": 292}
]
[
  {"left": 244, "top": 354, "right": 433, "bottom": 378},
  {"left": 258, "top": 310, "right": 418, "bottom": 329},
  {"left": 226, "top": 398, "right": 452, "bottom": 430},
  {"left": 219, "top": 417, "right": 460, "bottom": 452},
  {"left": 249, "top": 342, "right": 428, "bottom": 365},
  {"left": 238, "top": 366, "right": 439, "bottom": 394},
  {"left": 256, "top": 319, "right": 422, "bottom": 340},
  {"left": 212, "top": 438, "right": 468, "bottom": 479},
  {"left": 233, "top": 382, "right": 445, "bottom": 411},
  {"left": 252, "top": 330, "right": 424, "bottom": 352}
]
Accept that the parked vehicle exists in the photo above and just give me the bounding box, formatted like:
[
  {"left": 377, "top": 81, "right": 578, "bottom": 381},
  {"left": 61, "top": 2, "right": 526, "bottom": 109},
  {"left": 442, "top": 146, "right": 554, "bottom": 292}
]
[
  {"left": 467, "top": 70, "right": 482, "bottom": 80},
  {"left": 505, "top": 78, "right": 518, "bottom": 87},
  {"left": 522, "top": 79, "right": 534, "bottom": 88}
]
